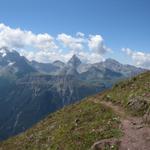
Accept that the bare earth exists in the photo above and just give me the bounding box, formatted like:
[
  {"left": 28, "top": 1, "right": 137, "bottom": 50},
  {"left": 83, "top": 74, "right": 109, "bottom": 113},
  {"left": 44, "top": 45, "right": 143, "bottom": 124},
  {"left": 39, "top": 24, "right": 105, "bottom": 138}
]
[{"left": 94, "top": 100, "right": 150, "bottom": 150}]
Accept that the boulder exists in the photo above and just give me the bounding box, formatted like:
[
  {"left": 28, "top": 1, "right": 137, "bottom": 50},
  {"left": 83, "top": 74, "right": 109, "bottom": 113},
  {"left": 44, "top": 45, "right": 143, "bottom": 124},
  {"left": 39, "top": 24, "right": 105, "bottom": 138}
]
[{"left": 91, "top": 138, "right": 121, "bottom": 150}]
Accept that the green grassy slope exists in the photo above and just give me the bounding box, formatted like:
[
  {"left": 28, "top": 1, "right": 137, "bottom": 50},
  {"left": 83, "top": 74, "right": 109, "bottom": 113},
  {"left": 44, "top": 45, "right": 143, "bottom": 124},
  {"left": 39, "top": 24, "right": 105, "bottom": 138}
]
[
  {"left": 0, "top": 100, "right": 121, "bottom": 150},
  {"left": 0, "top": 71, "right": 149, "bottom": 150},
  {"left": 101, "top": 71, "right": 150, "bottom": 116}
]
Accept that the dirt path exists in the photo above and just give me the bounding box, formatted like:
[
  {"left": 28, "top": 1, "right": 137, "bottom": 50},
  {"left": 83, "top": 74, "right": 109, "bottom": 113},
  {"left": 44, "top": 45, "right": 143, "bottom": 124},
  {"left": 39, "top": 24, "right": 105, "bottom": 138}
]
[{"left": 93, "top": 99, "right": 150, "bottom": 150}]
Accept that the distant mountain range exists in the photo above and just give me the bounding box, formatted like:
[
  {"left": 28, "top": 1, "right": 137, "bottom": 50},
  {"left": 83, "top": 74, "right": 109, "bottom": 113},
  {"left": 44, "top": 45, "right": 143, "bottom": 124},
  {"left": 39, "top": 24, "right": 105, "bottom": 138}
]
[
  {"left": 31, "top": 54, "right": 145, "bottom": 77},
  {"left": 0, "top": 47, "right": 146, "bottom": 141}
]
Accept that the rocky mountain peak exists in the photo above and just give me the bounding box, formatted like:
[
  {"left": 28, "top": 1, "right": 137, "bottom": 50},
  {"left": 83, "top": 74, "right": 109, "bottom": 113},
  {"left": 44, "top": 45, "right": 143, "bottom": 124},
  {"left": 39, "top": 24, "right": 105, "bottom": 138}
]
[
  {"left": 0, "top": 48, "right": 36, "bottom": 77},
  {"left": 0, "top": 47, "right": 12, "bottom": 57},
  {"left": 0, "top": 47, "right": 22, "bottom": 61},
  {"left": 67, "top": 54, "right": 82, "bottom": 68}
]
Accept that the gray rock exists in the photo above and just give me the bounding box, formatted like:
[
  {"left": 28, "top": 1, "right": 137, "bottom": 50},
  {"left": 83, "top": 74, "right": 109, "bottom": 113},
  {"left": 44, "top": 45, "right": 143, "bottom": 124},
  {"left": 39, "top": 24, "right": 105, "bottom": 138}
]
[{"left": 91, "top": 138, "right": 121, "bottom": 150}]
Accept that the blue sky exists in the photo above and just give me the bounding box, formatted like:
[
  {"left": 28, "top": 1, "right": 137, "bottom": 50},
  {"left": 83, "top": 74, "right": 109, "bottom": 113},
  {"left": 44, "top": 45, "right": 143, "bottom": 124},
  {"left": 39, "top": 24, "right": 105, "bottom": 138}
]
[{"left": 0, "top": 0, "right": 150, "bottom": 68}]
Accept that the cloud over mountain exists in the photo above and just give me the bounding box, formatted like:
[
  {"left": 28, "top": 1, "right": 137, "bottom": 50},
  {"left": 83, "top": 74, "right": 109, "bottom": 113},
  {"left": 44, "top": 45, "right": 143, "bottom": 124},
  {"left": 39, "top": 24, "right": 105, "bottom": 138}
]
[
  {"left": 57, "top": 33, "right": 85, "bottom": 51},
  {"left": 1, "top": 23, "right": 149, "bottom": 69},
  {"left": 0, "top": 23, "right": 110, "bottom": 63},
  {"left": 122, "top": 48, "right": 150, "bottom": 69}
]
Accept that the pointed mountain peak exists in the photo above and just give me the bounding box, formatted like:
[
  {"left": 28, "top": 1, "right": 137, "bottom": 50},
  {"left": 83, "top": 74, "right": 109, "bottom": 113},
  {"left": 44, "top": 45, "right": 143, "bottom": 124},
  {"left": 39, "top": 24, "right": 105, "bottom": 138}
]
[
  {"left": 67, "top": 54, "right": 82, "bottom": 68},
  {"left": 72, "top": 54, "right": 79, "bottom": 59}
]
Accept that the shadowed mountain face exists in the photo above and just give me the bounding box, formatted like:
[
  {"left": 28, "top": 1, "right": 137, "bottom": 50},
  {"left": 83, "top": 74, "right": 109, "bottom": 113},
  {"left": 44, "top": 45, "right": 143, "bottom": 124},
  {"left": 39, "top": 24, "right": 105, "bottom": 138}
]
[
  {"left": 0, "top": 48, "right": 36, "bottom": 78},
  {"left": 0, "top": 48, "right": 146, "bottom": 141}
]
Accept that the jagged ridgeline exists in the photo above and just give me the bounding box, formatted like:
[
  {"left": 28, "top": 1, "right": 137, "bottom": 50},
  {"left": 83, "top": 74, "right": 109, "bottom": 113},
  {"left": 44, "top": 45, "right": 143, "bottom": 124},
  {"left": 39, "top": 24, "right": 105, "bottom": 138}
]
[
  {"left": 0, "top": 71, "right": 149, "bottom": 150},
  {"left": 0, "top": 47, "right": 146, "bottom": 141}
]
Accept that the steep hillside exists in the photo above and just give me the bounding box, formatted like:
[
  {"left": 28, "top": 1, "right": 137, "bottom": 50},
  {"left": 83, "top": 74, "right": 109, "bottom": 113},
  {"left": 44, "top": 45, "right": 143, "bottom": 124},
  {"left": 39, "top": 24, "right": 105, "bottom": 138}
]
[
  {"left": 101, "top": 71, "right": 150, "bottom": 118},
  {"left": 0, "top": 74, "right": 105, "bottom": 141},
  {"left": 0, "top": 71, "right": 149, "bottom": 150},
  {"left": 0, "top": 100, "right": 122, "bottom": 150},
  {"left": 0, "top": 49, "right": 108, "bottom": 141}
]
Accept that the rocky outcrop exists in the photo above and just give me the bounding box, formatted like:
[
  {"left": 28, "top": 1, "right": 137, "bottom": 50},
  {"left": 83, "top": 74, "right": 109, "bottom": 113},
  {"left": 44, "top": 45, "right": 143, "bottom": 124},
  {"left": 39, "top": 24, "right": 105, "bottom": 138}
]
[
  {"left": 91, "top": 138, "right": 121, "bottom": 150},
  {"left": 127, "top": 96, "right": 149, "bottom": 115}
]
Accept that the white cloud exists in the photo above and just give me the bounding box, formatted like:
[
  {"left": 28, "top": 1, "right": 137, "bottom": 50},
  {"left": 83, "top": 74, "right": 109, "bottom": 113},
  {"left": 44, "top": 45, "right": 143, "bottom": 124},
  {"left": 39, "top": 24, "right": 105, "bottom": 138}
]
[
  {"left": 88, "top": 35, "right": 110, "bottom": 54},
  {"left": 57, "top": 33, "right": 85, "bottom": 52},
  {"left": 20, "top": 49, "right": 64, "bottom": 63},
  {"left": 122, "top": 48, "right": 150, "bottom": 69},
  {"left": 0, "top": 23, "right": 110, "bottom": 63},
  {"left": 76, "top": 32, "right": 85, "bottom": 37},
  {"left": 77, "top": 51, "right": 105, "bottom": 63},
  {"left": 0, "top": 24, "right": 58, "bottom": 51},
  {"left": 57, "top": 33, "right": 110, "bottom": 63}
]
